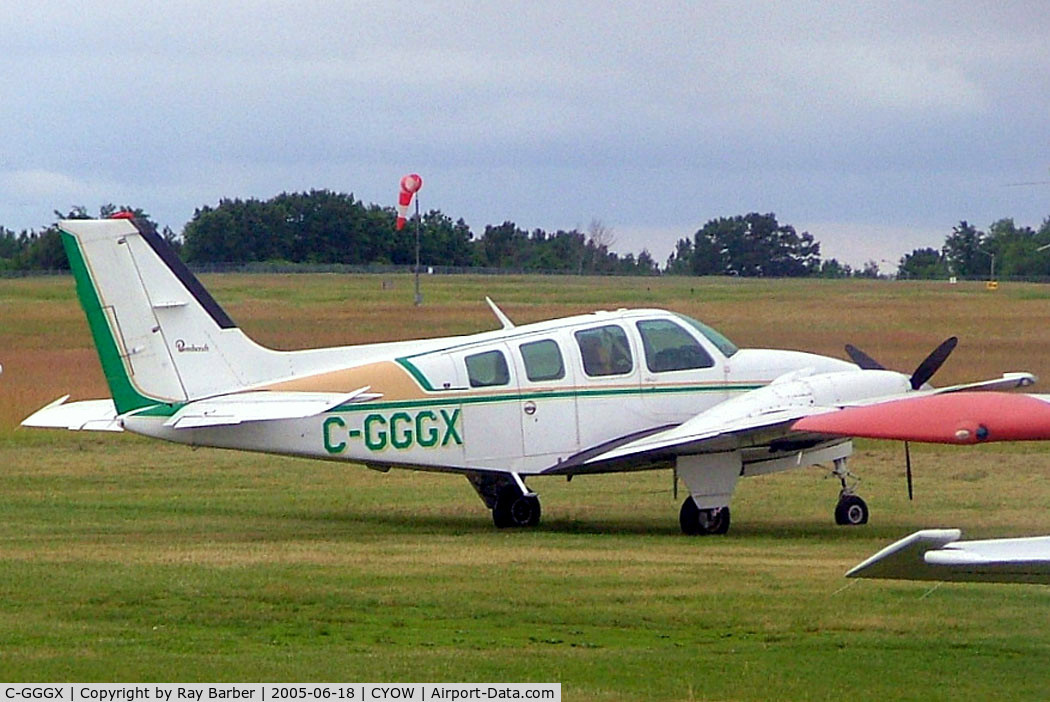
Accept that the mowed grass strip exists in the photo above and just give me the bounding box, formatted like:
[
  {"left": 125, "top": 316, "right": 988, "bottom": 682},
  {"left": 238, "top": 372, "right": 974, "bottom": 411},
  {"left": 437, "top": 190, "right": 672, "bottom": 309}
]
[{"left": 3, "top": 274, "right": 1050, "bottom": 699}]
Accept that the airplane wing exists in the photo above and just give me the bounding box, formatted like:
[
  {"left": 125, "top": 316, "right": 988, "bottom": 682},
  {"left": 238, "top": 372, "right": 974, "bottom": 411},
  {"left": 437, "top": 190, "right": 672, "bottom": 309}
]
[
  {"left": 910, "top": 371, "right": 1035, "bottom": 395},
  {"left": 22, "top": 387, "right": 381, "bottom": 432},
  {"left": 547, "top": 372, "right": 1037, "bottom": 474},
  {"left": 546, "top": 406, "right": 837, "bottom": 474},
  {"left": 848, "top": 529, "right": 1050, "bottom": 584},
  {"left": 792, "top": 391, "right": 1050, "bottom": 444}
]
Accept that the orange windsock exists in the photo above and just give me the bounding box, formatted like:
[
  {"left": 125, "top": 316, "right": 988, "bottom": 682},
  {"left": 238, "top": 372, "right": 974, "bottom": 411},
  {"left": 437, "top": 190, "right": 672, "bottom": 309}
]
[{"left": 396, "top": 173, "right": 423, "bottom": 230}]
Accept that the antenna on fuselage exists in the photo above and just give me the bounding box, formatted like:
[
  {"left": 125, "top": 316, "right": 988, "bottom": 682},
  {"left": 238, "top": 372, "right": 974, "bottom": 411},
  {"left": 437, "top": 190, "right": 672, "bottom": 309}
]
[{"left": 485, "top": 297, "right": 515, "bottom": 330}]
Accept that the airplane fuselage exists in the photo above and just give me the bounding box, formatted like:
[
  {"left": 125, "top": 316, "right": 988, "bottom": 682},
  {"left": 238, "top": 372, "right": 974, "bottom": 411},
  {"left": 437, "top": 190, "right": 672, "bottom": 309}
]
[{"left": 123, "top": 308, "right": 857, "bottom": 475}]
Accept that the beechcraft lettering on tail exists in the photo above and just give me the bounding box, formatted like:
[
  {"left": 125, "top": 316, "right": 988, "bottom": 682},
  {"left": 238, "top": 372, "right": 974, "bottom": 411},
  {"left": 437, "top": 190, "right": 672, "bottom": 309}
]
[
  {"left": 21, "top": 215, "right": 1036, "bottom": 533},
  {"left": 175, "top": 339, "right": 210, "bottom": 353}
]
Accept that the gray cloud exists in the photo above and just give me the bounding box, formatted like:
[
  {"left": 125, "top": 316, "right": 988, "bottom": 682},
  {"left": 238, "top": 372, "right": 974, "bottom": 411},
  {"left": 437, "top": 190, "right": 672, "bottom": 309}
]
[{"left": 1, "top": 1, "right": 1048, "bottom": 266}]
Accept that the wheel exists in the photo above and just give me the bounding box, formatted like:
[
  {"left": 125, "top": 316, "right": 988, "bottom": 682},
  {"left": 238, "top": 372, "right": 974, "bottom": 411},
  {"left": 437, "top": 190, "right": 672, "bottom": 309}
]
[
  {"left": 492, "top": 492, "right": 541, "bottom": 528},
  {"left": 679, "top": 498, "right": 730, "bottom": 535},
  {"left": 834, "top": 494, "right": 869, "bottom": 526}
]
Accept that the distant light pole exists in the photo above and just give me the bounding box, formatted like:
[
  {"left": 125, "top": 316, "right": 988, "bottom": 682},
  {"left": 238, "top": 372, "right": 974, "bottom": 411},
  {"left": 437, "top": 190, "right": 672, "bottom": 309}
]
[
  {"left": 975, "top": 247, "right": 996, "bottom": 282},
  {"left": 879, "top": 259, "right": 895, "bottom": 280}
]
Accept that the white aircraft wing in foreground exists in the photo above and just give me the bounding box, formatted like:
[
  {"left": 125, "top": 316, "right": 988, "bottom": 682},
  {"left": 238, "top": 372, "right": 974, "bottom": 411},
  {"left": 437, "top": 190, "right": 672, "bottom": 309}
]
[
  {"left": 848, "top": 530, "right": 1050, "bottom": 584},
  {"left": 20, "top": 215, "right": 1032, "bottom": 534}
]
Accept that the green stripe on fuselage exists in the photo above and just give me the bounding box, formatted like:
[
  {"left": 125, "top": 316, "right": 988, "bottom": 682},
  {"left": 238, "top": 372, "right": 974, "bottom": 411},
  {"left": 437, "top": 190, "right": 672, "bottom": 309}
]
[
  {"left": 329, "top": 383, "right": 764, "bottom": 413},
  {"left": 395, "top": 357, "right": 436, "bottom": 391}
]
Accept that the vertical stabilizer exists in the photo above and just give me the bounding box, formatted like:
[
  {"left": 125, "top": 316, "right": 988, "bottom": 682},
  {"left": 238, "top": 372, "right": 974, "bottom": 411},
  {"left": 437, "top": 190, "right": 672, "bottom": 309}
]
[{"left": 60, "top": 218, "right": 292, "bottom": 412}]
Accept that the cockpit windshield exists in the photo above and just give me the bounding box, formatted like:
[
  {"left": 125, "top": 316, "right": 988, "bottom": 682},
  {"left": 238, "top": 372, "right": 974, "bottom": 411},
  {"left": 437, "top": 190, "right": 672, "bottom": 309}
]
[{"left": 675, "top": 314, "right": 739, "bottom": 358}]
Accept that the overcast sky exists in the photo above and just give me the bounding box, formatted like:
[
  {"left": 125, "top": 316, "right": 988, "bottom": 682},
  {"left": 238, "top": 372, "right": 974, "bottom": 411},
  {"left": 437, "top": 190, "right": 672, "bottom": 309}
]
[{"left": 2, "top": 1, "right": 1048, "bottom": 268}]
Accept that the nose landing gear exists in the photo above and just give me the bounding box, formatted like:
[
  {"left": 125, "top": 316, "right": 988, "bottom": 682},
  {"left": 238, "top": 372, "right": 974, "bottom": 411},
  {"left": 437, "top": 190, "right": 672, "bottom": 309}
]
[{"left": 831, "top": 457, "right": 868, "bottom": 526}]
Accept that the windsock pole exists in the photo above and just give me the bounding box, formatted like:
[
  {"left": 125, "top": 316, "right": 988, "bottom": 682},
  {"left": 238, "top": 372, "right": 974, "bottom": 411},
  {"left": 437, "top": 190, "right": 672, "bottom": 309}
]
[
  {"left": 413, "top": 195, "right": 422, "bottom": 306},
  {"left": 396, "top": 174, "right": 424, "bottom": 306}
]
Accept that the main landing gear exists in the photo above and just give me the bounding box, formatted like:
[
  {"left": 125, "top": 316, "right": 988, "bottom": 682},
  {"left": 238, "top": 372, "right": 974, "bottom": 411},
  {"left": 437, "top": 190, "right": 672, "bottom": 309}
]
[
  {"left": 831, "top": 457, "right": 868, "bottom": 526},
  {"left": 466, "top": 472, "right": 541, "bottom": 529},
  {"left": 493, "top": 488, "right": 541, "bottom": 528},
  {"left": 679, "top": 498, "right": 730, "bottom": 536}
]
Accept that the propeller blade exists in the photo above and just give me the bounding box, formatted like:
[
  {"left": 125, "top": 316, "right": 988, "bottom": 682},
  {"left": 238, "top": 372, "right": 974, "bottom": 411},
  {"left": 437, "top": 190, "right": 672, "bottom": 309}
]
[
  {"left": 845, "top": 344, "right": 886, "bottom": 370},
  {"left": 905, "top": 441, "right": 913, "bottom": 501},
  {"left": 910, "top": 336, "right": 958, "bottom": 390}
]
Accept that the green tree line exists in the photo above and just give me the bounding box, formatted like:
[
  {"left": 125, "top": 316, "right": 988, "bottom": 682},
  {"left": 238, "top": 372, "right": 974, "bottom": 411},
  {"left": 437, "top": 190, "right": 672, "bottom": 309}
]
[
  {"left": 2, "top": 190, "right": 1046, "bottom": 278},
  {"left": 664, "top": 212, "right": 822, "bottom": 277},
  {"left": 181, "top": 191, "right": 659, "bottom": 274},
  {"left": 0, "top": 205, "right": 178, "bottom": 272},
  {"left": 898, "top": 218, "right": 1050, "bottom": 280}
]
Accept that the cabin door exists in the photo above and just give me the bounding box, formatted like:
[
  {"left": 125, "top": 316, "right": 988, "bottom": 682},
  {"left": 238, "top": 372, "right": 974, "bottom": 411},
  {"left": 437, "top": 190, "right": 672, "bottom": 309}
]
[{"left": 512, "top": 337, "right": 580, "bottom": 460}]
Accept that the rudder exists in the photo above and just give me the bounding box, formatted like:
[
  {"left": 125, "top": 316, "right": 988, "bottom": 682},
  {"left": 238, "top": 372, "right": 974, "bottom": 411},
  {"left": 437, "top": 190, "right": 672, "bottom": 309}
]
[{"left": 60, "top": 217, "right": 291, "bottom": 412}]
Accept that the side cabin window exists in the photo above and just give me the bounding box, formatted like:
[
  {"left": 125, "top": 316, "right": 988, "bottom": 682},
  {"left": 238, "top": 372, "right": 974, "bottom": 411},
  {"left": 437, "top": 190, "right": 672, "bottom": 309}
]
[
  {"left": 465, "top": 349, "right": 510, "bottom": 387},
  {"left": 519, "top": 339, "right": 565, "bottom": 382},
  {"left": 636, "top": 319, "right": 714, "bottom": 372},
  {"left": 575, "top": 325, "right": 633, "bottom": 377}
]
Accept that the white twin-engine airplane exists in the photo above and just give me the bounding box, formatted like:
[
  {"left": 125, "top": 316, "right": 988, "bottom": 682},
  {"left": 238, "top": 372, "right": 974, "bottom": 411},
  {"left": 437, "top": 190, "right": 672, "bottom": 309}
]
[{"left": 22, "top": 216, "right": 1036, "bottom": 534}]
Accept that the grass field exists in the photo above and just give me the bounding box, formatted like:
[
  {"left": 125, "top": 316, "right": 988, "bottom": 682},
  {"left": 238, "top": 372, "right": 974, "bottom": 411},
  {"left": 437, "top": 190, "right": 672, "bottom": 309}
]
[{"left": 3, "top": 273, "right": 1050, "bottom": 699}]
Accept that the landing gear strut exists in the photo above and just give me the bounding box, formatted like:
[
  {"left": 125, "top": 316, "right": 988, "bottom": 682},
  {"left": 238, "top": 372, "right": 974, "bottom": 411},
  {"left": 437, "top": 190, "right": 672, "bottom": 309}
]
[
  {"left": 466, "top": 472, "right": 542, "bottom": 529},
  {"left": 679, "top": 497, "right": 731, "bottom": 535},
  {"left": 831, "top": 457, "right": 868, "bottom": 526}
]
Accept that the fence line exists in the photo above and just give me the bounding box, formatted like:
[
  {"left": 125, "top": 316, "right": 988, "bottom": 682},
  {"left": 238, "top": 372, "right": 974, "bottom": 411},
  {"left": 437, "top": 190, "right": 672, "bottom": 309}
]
[
  {"left": 5, "top": 265, "right": 1050, "bottom": 283},
  {"left": 1, "top": 262, "right": 659, "bottom": 278}
]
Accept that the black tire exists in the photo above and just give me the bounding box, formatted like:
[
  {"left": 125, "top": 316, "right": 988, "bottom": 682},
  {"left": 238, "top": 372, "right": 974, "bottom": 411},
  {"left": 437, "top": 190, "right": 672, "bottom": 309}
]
[
  {"left": 679, "top": 498, "right": 731, "bottom": 535},
  {"left": 834, "top": 494, "right": 869, "bottom": 526},
  {"left": 493, "top": 492, "right": 541, "bottom": 528}
]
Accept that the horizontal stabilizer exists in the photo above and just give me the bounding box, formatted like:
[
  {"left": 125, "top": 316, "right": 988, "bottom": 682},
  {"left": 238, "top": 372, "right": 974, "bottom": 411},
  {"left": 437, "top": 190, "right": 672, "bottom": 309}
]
[
  {"left": 21, "top": 395, "right": 123, "bottom": 432},
  {"left": 793, "top": 391, "right": 1050, "bottom": 444},
  {"left": 163, "top": 387, "right": 380, "bottom": 429},
  {"left": 848, "top": 529, "right": 1050, "bottom": 583}
]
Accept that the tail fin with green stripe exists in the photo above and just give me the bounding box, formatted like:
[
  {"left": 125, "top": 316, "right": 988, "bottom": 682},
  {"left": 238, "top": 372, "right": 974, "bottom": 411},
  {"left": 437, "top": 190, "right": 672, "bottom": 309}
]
[{"left": 59, "top": 217, "right": 293, "bottom": 414}]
